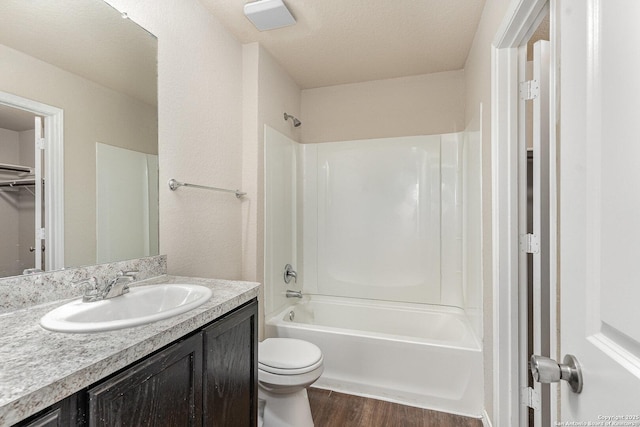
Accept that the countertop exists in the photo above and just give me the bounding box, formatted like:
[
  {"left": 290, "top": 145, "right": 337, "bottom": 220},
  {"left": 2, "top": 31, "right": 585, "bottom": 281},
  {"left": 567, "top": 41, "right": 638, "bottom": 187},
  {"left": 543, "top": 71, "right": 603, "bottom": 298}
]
[{"left": 0, "top": 275, "right": 260, "bottom": 426}]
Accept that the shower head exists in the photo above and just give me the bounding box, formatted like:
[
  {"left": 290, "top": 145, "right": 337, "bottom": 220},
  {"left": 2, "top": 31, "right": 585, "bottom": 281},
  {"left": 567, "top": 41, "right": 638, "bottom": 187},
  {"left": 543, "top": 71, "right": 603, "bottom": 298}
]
[{"left": 284, "top": 112, "right": 301, "bottom": 127}]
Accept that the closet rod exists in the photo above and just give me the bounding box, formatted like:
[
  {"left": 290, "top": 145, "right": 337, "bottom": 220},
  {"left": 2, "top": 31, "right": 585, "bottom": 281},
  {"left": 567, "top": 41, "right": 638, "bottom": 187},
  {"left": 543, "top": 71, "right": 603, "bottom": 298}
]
[
  {"left": 168, "top": 179, "right": 246, "bottom": 199},
  {"left": 0, "top": 163, "right": 32, "bottom": 174},
  {"left": 0, "top": 179, "right": 35, "bottom": 187}
]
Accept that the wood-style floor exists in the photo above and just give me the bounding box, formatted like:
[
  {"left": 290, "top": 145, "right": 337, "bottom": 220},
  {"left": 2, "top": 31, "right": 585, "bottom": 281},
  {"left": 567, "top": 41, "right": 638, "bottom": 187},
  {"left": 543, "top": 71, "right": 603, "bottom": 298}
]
[{"left": 307, "top": 388, "right": 482, "bottom": 427}]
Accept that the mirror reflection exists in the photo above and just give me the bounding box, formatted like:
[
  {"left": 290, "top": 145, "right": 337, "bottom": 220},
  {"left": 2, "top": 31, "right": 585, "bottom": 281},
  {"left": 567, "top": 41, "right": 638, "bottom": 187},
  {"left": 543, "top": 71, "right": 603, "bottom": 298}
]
[{"left": 0, "top": 0, "right": 158, "bottom": 278}]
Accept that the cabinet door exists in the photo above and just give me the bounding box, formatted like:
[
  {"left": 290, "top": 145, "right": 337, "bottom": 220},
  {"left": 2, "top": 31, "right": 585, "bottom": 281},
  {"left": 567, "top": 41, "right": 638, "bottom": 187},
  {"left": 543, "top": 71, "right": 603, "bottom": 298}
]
[
  {"left": 15, "top": 395, "right": 77, "bottom": 427},
  {"left": 87, "top": 333, "right": 203, "bottom": 427},
  {"left": 203, "top": 300, "right": 258, "bottom": 426}
]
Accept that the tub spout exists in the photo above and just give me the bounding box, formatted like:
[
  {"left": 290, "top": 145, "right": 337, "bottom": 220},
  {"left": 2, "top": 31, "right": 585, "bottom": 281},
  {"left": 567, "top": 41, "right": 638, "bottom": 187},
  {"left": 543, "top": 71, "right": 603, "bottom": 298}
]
[{"left": 286, "top": 290, "right": 302, "bottom": 298}]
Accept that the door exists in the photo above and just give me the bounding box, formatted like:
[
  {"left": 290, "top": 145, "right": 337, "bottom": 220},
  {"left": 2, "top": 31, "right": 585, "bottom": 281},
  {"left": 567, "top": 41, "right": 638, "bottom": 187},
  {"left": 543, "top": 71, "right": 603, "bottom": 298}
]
[
  {"left": 527, "top": 40, "right": 552, "bottom": 426},
  {"left": 558, "top": 0, "right": 640, "bottom": 420},
  {"left": 34, "top": 116, "right": 43, "bottom": 271}
]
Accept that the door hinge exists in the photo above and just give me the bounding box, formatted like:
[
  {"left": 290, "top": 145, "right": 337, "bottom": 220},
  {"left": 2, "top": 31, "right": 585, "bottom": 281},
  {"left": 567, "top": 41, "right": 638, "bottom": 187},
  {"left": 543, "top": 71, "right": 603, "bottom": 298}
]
[
  {"left": 520, "top": 233, "right": 540, "bottom": 254},
  {"left": 521, "top": 386, "right": 540, "bottom": 410},
  {"left": 36, "top": 228, "right": 46, "bottom": 240},
  {"left": 36, "top": 136, "right": 45, "bottom": 150},
  {"left": 520, "top": 80, "right": 539, "bottom": 100}
]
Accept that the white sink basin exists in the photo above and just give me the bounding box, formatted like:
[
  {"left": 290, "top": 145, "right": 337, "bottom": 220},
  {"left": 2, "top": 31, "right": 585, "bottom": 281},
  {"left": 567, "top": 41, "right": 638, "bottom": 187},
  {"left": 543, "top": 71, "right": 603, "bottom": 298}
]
[{"left": 40, "top": 284, "right": 213, "bottom": 333}]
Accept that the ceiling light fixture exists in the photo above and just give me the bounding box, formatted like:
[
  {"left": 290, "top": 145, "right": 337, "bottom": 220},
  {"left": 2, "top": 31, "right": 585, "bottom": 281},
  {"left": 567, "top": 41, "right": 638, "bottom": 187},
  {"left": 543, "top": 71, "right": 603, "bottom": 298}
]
[{"left": 243, "top": 0, "right": 296, "bottom": 31}]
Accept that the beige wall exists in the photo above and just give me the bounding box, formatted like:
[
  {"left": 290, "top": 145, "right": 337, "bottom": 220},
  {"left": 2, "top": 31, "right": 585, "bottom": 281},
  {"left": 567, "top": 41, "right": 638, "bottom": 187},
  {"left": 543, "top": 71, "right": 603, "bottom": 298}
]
[
  {"left": 92, "top": 2, "right": 517, "bottom": 421},
  {"left": 243, "top": 43, "right": 302, "bottom": 337},
  {"left": 0, "top": 128, "right": 21, "bottom": 276},
  {"left": 105, "top": 0, "right": 245, "bottom": 279},
  {"left": 300, "top": 70, "right": 465, "bottom": 144},
  {"left": 0, "top": 44, "right": 157, "bottom": 269},
  {"left": 463, "top": 0, "right": 512, "bottom": 421}
]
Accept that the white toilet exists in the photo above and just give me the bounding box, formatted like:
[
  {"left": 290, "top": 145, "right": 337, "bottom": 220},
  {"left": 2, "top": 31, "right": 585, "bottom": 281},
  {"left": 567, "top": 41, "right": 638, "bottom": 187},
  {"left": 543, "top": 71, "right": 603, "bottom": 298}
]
[{"left": 258, "top": 338, "right": 324, "bottom": 427}]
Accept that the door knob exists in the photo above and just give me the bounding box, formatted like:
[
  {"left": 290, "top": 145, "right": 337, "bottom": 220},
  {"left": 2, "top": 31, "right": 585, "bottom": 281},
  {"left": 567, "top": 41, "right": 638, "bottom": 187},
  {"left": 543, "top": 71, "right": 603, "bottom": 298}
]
[{"left": 530, "top": 354, "right": 583, "bottom": 393}]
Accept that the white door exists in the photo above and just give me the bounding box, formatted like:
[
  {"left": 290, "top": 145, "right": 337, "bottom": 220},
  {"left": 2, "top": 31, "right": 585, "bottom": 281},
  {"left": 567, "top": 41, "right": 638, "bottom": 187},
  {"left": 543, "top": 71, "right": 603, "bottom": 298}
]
[
  {"left": 530, "top": 39, "right": 552, "bottom": 427},
  {"left": 34, "top": 116, "right": 43, "bottom": 271},
  {"left": 558, "top": 0, "right": 640, "bottom": 420}
]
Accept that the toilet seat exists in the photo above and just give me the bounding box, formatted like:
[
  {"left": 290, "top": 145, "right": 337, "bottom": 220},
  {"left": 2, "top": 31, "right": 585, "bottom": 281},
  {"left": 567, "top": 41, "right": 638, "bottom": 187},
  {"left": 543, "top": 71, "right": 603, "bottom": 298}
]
[
  {"left": 257, "top": 338, "right": 324, "bottom": 426},
  {"left": 259, "top": 338, "right": 323, "bottom": 375}
]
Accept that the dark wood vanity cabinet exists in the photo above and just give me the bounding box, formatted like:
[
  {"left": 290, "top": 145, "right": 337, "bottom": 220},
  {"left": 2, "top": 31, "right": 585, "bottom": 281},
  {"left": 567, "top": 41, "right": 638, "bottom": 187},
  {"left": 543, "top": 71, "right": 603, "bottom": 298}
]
[
  {"left": 14, "top": 299, "right": 258, "bottom": 427},
  {"left": 203, "top": 301, "right": 258, "bottom": 426},
  {"left": 15, "top": 396, "right": 78, "bottom": 427},
  {"left": 87, "top": 333, "right": 203, "bottom": 426}
]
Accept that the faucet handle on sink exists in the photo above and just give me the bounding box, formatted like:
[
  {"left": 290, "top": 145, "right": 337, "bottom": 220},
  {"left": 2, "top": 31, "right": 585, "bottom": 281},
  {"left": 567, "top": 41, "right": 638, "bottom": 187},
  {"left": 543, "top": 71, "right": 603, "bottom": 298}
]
[
  {"left": 76, "top": 277, "right": 98, "bottom": 291},
  {"left": 119, "top": 270, "right": 139, "bottom": 278},
  {"left": 76, "top": 277, "right": 101, "bottom": 302}
]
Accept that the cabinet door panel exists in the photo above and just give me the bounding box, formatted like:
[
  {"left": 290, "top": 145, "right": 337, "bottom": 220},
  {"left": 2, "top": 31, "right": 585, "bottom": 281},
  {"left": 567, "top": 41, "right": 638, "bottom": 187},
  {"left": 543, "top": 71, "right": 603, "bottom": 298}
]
[
  {"left": 203, "top": 301, "right": 258, "bottom": 427},
  {"left": 88, "top": 334, "right": 202, "bottom": 427},
  {"left": 15, "top": 394, "right": 78, "bottom": 427}
]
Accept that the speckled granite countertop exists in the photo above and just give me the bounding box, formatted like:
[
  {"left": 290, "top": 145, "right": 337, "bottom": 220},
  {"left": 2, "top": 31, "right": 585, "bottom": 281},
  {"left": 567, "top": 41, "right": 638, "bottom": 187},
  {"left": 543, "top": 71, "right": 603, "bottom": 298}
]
[{"left": 0, "top": 275, "right": 260, "bottom": 427}]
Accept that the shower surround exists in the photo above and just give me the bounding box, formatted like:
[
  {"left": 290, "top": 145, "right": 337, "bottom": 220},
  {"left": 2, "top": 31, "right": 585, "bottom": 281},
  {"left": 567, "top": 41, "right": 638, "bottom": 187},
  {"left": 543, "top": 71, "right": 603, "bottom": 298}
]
[{"left": 264, "top": 127, "right": 483, "bottom": 417}]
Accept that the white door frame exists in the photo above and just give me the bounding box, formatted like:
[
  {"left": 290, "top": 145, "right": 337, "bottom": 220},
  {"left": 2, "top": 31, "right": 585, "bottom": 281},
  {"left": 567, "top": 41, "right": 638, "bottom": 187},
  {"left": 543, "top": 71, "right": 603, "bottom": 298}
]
[
  {"left": 491, "top": 0, "right": 557, "bottom": 425},
  {"left": 0, "top": 91, "right": 65, "bottom": 271}
]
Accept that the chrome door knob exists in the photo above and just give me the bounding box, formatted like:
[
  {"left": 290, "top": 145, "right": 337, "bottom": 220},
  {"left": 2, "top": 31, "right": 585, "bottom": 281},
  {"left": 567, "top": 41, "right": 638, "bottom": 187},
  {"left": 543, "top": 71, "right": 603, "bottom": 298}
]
[{"left": 530, "top": 354, "right": 583, "bottom": 393}]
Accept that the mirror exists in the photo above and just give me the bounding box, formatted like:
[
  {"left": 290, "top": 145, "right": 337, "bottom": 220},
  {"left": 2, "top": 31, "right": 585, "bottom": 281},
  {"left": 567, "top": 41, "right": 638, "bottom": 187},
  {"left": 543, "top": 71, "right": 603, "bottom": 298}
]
[{"left": 0, "top": 0, "right": 158, "bottom": 278}]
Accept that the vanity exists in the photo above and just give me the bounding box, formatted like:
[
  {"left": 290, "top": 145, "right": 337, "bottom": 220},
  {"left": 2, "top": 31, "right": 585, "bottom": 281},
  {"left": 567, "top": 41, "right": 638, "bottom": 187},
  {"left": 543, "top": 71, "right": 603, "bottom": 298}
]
[
  {"left": 0, "top": 2, "right": 260, "bottom": 425},
  {"left": 0, "top": 257, "right": 260, "bottom": 427}
]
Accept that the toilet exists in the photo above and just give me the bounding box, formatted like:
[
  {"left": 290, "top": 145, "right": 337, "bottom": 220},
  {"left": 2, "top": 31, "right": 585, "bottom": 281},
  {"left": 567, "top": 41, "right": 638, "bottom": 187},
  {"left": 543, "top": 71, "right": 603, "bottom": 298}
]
[{"left": 258, "top": 338, "right": 324, "bottom": 427}]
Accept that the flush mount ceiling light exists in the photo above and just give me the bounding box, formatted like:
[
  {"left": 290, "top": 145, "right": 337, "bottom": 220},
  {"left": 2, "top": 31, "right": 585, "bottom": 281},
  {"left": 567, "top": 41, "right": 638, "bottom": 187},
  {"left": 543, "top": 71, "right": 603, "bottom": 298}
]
[{"left": 244, "top": 0, "right": 296, "bottom": 31}]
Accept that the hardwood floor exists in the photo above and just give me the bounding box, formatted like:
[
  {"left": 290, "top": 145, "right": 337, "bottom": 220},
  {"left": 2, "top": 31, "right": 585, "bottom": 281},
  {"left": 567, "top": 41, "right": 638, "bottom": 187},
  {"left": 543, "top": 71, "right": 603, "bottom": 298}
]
[{"left": 307, "top": 388, "right": 482, "bottom": 427}]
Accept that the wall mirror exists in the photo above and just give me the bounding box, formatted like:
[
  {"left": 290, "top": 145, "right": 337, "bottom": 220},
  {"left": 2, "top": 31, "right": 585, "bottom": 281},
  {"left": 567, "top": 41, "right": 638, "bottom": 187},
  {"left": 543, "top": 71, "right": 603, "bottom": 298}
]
[{"left": 0, "top": 0, "right": 158, "bottom": 278}]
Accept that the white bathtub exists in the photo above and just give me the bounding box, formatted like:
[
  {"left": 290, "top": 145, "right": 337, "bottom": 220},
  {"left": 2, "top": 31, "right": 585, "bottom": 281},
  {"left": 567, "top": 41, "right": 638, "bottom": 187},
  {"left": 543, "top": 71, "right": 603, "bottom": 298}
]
[{"left": 265, "top": 295, "right": 483, "bottom": 418}]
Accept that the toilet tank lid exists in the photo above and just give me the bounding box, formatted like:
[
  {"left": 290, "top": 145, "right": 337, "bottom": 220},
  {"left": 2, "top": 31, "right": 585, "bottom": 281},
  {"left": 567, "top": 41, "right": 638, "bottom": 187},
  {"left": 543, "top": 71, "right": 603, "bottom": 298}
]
[{"left": 259, "top": 338, "right": 323, "bottom": 370}]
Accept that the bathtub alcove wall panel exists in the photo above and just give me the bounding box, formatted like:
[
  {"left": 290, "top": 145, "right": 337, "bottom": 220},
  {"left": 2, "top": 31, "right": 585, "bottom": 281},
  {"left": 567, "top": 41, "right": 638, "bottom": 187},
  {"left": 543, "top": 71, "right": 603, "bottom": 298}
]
[
  {"left": 264, "top": 128, "right": 482, "bottom": 417},
  {"left": 302, "top": 134, "right": 463, "bottom": 306},
  {"left": 264, "top": 127, "right": 298, "bottom": 316},
  {"left": 316, "top": 136, "right": 442, "bottom": 303}
]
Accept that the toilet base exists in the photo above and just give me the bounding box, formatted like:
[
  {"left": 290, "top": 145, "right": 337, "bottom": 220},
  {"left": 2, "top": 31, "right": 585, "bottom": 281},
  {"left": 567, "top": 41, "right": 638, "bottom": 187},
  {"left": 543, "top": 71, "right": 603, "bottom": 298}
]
[{"left": 259, "top": 386, "right": 314, "bottom": 427}]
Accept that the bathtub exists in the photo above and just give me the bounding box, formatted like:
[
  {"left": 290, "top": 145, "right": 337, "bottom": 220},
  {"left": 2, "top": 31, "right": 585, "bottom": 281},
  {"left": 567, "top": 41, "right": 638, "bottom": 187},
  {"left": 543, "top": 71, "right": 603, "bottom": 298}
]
[{"left": 264, "top": 295, "right": 483, "bottom": 418}]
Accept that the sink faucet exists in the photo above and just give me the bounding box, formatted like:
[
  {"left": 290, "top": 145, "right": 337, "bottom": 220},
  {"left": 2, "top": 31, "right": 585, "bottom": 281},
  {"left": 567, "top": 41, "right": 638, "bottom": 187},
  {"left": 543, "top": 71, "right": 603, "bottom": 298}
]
[
  {"left": 81, "top": 270, "right": 138, "bottom": 302},
  {"left": 103, "top": 270, "right": 138, "bottom": 299}
]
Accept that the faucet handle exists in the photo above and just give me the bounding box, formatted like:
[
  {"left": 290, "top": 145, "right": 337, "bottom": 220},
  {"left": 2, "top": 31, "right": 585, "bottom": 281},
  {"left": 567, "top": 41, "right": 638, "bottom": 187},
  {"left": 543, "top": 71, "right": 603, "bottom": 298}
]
[
  {"left": 118, "top": 270, "right": 138, "bottom": 279},
  {"left": 77, "top": 277, "right": 101, "bottom": 302},
  {"left": 284, "top": 264, "right": 297, "bottom": 284},
  {"left": 76, "top": 277, "right": 98, "bottom": 291}
]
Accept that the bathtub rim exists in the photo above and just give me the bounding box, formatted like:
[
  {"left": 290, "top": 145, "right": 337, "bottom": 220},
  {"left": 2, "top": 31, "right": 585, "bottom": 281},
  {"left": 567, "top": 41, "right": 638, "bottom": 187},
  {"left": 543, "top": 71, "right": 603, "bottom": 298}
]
[{"left": 266, "top": 294, "right": 482, "bottom": 351}]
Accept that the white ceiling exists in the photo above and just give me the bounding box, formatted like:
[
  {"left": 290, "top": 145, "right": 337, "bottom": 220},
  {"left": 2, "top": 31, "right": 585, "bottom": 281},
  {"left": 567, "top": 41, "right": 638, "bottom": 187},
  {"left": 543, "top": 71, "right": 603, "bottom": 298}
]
[
  {"left": 200, "top": 0, "right": 487, "bottom": 89},
  {"left": 0, "top": 105, "right": 36, "bottom": 133}
]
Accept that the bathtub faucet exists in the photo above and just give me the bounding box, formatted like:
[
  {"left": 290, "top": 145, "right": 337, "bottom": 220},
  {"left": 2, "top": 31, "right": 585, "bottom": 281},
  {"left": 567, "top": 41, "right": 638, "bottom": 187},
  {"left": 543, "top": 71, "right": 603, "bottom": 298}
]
[
  {"left": 284, "top": 264, "right": 297, "bottom": 284},
  {"left": 286, "top": 290, "right": 302, "bottom": 298}
]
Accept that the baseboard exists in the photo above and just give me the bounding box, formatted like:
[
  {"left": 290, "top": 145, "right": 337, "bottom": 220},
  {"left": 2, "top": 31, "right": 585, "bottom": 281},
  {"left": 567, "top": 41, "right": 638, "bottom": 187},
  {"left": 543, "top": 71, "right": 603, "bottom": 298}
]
[{"left": 482, "top": 410, "right": 493, "bottom": 427}]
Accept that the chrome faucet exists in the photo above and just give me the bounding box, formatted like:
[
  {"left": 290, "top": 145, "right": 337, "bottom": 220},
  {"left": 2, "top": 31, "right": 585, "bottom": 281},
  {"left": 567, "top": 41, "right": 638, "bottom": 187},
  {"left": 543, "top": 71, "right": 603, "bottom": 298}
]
[
  {"left": 81, "top": 270, "right": 138, "bottom": 302},
  {"left": 104, "top": 270, "right": 138, "bottom": 298},
  {"left": 286, "top": 290, "right": 302, "bottom": 298},
  {"left": 284, "top": 264, "right": 297, "bottom": 284}
]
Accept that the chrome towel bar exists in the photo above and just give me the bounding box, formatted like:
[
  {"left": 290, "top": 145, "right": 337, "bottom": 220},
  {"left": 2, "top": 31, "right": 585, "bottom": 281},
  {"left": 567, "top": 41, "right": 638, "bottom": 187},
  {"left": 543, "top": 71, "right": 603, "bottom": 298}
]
[{"left": 168, "top": 178, "right": 246, "bottom": 198}]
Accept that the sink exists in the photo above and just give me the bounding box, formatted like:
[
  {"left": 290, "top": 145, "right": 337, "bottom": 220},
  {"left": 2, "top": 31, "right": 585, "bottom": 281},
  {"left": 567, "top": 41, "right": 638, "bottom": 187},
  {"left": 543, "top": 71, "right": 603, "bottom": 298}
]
[{"left": 40, "top": 284, "right": 213, "bottom": 333}]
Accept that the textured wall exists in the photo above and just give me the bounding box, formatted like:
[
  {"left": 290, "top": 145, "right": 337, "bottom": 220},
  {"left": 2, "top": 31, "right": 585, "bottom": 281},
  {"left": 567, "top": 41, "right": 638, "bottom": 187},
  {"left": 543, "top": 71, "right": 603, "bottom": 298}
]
[
  {"left": 105, "top": 0, "right": 245, "bottom": 280},
  {"left": 242, "top": 44, "right": 302, "bottom": 337},
  {"left": 0, "top": 129, "right": 21, "bottom": 276},
  {"left": 300, "top": 70, "right": 465, "bottom": 144},
  {"left": 463, "top": 0, "right": 513, "bottom": 421}
]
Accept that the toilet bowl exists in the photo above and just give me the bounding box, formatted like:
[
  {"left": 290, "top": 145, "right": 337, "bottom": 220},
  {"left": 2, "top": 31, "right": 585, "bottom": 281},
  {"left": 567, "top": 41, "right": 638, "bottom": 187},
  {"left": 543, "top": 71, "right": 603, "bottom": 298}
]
[{"left": 258, "top": 338, "right": 324, "bottom": 427}]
